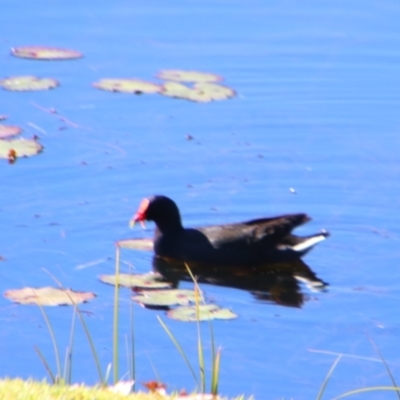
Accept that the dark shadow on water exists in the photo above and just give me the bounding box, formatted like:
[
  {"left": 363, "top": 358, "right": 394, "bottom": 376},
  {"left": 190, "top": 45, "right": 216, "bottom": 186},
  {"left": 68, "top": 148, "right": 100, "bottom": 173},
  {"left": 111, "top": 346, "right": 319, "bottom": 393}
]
[{"left": 152, "top": 256, "right": 328, "bottom": 308}]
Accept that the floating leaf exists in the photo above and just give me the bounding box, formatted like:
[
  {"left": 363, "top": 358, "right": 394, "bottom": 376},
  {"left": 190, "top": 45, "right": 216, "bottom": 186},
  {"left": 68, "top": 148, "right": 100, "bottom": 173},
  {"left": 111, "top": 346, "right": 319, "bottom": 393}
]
[
  {"left": 99, "top": 272, "right": 172, "bottom": 289},
  {"left": 0, "top": 76, "right": 59, "bottom": 91},
  {"left": 133, "top": 289, "right": 196, "bottom": 306},
  {"left": 194, "top": 82, "right": 236, "bottom": 101},
  {"left": 116, "top": 238, "right": 153, "bottom": 251},
  {"left": 0, "top": 125, "right": 22, "bottom": 139},
  {"left": 3, "top": 287, "right": 96, "bottom": 306},
  {"left": 161, "top": 81, "right": 235, "bottom": 103},
  {"left": 0, "top": 138, "right": 43, "bottom": 159},
  {"left": 167, "top": 304, "right": 237, "bottom": 321},
  {"left": 11, "top": 46, "right": 83, "bottom": 60},
  {"left": 157, "top": 70, "right": 222, "bottom": 83},
  {"left": 92, "top": 78, "right": 161, "bottom": 94},
  {"left": 161, "top": 82, "right": 194, "bottom": 100}
]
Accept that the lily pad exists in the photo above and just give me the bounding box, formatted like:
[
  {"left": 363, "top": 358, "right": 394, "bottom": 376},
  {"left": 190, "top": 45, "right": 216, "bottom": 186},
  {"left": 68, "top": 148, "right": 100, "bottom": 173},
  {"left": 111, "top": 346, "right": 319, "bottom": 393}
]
[
  {"left": 0, "top": 76, "right": 59, "bottom": 91},
  {"left": 161, "top": 82, "right": 197, "bottom": 101},
  {"left": 0, "top": 125, "right": 22, "bottom": 139},
  {"left": 116, "top": 238, "right": 153, "bottom": 251},
  {"left": 0, "top": 138, "right": 43, "bottom": 159},
  {"left": 133, "top": 289, "right": 196, "bottom": 306},
  {"left": 161, "top": 81, "right": 235, "bottom": 103},
  {"left": 194, "top": 82, "right": 236, "bottom": 101},
  {"left": 167, "top": 304, "right": 238, "bottom": 322},
  {"left": 11, "top": 46, "right": 83, "bottom": 60},
  {"left": 157, "top": 70, "right": 222, "bottom": 83},
  {"left": 99, "top": 272, "right": 172, "bottom": 289},
  {"left": 3, "top": 287, "right": 96, "bottom": 306},
  {"left": 92, "top": 78, "right": 161, "bottom": 94}
]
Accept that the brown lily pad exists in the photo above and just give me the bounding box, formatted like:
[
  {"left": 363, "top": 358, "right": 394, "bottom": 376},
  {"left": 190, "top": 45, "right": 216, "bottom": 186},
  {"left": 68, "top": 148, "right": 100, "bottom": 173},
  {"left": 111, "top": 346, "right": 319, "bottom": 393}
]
[
  {"left": 92, "top": 78, "right": 161, "bottom": 94},
  {"left": 11, "top": 46, "right": 83, "bottom": 60},
  {"left": 0, "top": 125, "right": 22, "bottom": 139},
  {"left": 116, "top": 238, "right": 153, "bottom": 251},
  {"left": 0, "top": 138, "right": 43, "bottom": 159},
  {"left": 133, "top": 289, "right": 197, "bottom": 306},
  {"left": 0, "top": 76, "right": 59, "bottom": 91},
  {"left": 167, "top": 304, "right": 238, "bottom": 322},
  {"left": 4, "top": 287, "right": 96, "bottom": 306},
  {"left": 157, "top": 70, "right": 222, "bottom": 83},
  {"left": 99, "top": 272, "right": 172, "bottom": 289}
]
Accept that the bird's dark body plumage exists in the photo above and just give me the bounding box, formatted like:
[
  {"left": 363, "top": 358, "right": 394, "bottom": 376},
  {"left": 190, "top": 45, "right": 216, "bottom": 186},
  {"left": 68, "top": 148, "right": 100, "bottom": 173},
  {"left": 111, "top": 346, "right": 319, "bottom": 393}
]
[{"left": 132, "top": 195, "right": 328, "bottom": 266}]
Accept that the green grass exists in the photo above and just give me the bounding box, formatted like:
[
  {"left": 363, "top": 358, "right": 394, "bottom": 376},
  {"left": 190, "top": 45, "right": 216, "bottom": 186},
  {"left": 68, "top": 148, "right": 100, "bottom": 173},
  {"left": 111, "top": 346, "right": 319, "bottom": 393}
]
[
  {"left": 0, "top": 378, "right": 165, "bottom": 400},
  {"left": 0, "top": 379, "right": 247, "bottom": 400},
  {"left": 316, "top": 352, "right": 400, "bottom": 400}
]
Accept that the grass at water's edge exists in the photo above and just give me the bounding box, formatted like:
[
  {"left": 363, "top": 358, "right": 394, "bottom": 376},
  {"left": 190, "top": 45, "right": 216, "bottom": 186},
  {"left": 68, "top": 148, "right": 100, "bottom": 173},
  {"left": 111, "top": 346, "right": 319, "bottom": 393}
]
[
  {"left": 0, "top": 379, "right": 154, "bottom": 400},
  {"left": 0, "top": 378, "right": 246, "bottom": 400}
]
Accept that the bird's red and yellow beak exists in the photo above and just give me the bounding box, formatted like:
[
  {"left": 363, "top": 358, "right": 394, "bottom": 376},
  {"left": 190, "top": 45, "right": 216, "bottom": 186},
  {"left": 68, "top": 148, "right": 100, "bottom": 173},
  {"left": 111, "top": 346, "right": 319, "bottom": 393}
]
[{"left": 129, "top": 198, "right": 150, "bottom": 229}]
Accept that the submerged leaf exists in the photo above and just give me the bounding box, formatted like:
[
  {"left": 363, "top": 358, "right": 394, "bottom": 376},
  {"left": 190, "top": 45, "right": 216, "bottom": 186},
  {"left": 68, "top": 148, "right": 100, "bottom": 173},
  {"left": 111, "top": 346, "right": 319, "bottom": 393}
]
[
  {"left": 167, "top": 304, "right": 237, "bottom": 322},
  {"left": 92, "top": 78, "right": 161, "bottom": 94},
  {"left": 0, "top": 138, "right": 43, "bottom": 159},
  {"left": 3, "top": 287, "right": 96, "bottom": 306},
  {"left": 99, "top": 272, "right": 172, "bottom": 289},
  {"left": 0, "top": 76, "right": 59, "bottom": 91},
  {"left": 11, "top": 46, "right": 83, "bottom": 60},
  {"left": 116, "top": 238, "right": 153, "bottom": 251},
  {"left": 0, "top": 125, "right": 22, "bottom": 139},
  {"left": 157, "top": 70, "right": 222, "bottom": 83},
  {"left": 133, "top": 289, "right": 196, "bottom": 306}
]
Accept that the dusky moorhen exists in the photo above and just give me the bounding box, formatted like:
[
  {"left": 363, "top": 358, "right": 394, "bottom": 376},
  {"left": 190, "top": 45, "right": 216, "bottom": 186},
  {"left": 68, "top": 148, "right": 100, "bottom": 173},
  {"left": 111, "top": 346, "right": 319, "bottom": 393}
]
[{"left": 130, "top": 195, "right": 329, "bottom": 266}]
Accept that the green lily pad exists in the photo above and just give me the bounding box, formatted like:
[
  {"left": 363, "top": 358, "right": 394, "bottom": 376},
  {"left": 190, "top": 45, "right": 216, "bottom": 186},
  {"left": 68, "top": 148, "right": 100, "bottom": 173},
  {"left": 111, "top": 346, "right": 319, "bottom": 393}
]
[
  {"left": 0, "top": 138, "right": 43, "bottom": 159},
  {"left": 167, "top": 304, "right": 238, "bottom": 322},
  {"left": 0, "top": 125, "right": 22, "bottom": 139},
  {"left": 3, "top": 287, "right": 96, "bottom": 306},
  {"left": 157, "top": 70, "right": 222, "bottom": 83},
  {"left": 99, "top": 272, "right": 172, "bottom": 289},
  {"left": 92, "top": 78, "right": 161, "bottom": 94},
  {"left": 11, "top": 46, "right": 83, "bottom": 60},
  {"left": 0, "top": 76, "right": 59, "bottom": 91},
  {"left": 116, "top": 238, "right": 153, "bottom": 251},
  {"left": 133, "top": 289, "right": 196, "bottom": 306}
]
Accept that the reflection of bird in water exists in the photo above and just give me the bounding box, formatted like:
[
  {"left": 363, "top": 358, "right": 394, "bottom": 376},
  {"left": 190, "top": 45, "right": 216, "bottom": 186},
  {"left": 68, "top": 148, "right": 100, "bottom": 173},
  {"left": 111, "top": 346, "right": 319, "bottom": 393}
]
[
  {"left": 152, "top": 256, "right": 328, "bottom": 308},
  {"left": 130, "top": 195, "right": 329, "bottom": 266}
]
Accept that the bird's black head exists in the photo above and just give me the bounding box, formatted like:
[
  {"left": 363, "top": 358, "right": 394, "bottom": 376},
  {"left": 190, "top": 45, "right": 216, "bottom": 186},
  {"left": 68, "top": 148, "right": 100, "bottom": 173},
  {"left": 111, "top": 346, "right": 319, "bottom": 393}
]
[{"left": 131, "top": 195, "right": 183, "bottom": 233}]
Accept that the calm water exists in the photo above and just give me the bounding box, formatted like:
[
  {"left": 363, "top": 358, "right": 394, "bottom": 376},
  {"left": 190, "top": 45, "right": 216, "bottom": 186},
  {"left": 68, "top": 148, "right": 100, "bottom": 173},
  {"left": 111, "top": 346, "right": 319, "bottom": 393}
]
[{"left": 1, "top": 0, "right": 400, "bottom": 399}]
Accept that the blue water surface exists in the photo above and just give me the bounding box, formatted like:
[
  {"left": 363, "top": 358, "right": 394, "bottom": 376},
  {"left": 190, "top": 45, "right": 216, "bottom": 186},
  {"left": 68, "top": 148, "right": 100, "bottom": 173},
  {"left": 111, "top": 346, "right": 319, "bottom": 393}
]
[{"left": 1, "top": 0, "right": 400, "bottom": 399}]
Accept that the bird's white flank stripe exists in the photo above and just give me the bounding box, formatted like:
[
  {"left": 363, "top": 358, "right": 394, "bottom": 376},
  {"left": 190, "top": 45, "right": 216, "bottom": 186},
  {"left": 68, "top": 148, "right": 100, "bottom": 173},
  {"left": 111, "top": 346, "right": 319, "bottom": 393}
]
[{"left": 292, "top": 235, "right": 326, "bottom": 252}]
